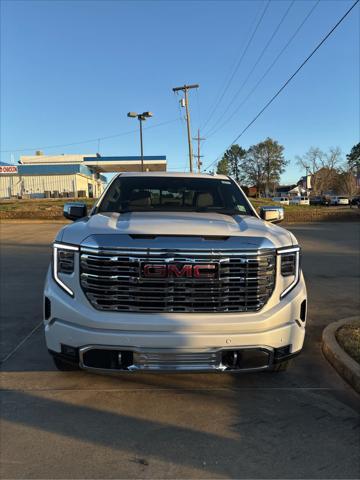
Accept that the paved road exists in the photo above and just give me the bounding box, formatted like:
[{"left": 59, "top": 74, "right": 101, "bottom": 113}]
[{"left": 1, "top": 222, "right": 359, "bottom": 479}]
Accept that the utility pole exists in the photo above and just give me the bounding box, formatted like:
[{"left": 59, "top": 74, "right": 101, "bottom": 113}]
[
  {"left": 172, "top": 83, "right": 199, "bottom": 172},
  {"left": 193, "top": 129, "right": 205, "bottom": 173}
]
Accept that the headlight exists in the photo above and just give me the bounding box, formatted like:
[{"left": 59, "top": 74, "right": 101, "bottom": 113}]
[
  {"left": 278, "top": 246, "right": 300, "bottom": 299},
  {"left": 53, "top": 242, "right": 79, "bottom": 296}
]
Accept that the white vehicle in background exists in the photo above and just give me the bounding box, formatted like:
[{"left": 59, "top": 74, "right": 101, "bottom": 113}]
[
  {"left": 289, "top": 196, "right": 310, "bottom": 206},
  {"left": 330, "top": 196, "right": 349, "bottom": 206},
  {"left": 271, "top": 197, "right": 290, "bottom": 206}
]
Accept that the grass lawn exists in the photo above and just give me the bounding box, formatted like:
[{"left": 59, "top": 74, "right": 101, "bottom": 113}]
[
  {"left": 0, "top": 197, "right": 359, "bottom": 222},
  {"left": 0, "top": 198, "right": 95, "bottom": 219},
  {"left": 336, "top": 321, "right": 360, "bottom": 365}
]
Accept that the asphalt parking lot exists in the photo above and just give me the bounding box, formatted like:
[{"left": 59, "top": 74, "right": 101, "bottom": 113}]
[{"left": 1, "top": 221, "right": 359, "bottom": 479}]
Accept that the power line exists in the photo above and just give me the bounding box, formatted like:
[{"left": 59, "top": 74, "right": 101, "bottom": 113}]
[
  {"left": 206, "top": 0, "right": 320, "bottom": 139},
  {"left": 201, "top": 0, "right": 270, "bottom": 132},
  {"left": 203, "top": 0, "right": 359, "bottom": 172},
  {"left": 205, "top": 0, "right": 295, "bottom": 137},
  {"left": 1, "top": 118, "right": 179, "bottom": 153}
]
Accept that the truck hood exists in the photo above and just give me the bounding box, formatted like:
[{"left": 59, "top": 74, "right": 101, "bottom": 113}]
[{"left": 56, "top": 211, "right": 296, "bottom": 249}]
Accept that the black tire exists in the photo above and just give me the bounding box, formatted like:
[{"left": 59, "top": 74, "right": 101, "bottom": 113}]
[
  {"left": 52, "top": 355, "right": 80, "bottom": 371},
  {"left": 270, "top": 360, "right": 292, "bottom": 372}
]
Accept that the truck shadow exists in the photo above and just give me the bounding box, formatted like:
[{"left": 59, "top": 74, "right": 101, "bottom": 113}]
[{"left": 1, "top": 379, "right": 359, "bottom": 478}]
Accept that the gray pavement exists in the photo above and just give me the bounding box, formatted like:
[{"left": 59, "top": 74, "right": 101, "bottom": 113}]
[{"left": 0, "top": 222, "right": 359, "bottom": 479}]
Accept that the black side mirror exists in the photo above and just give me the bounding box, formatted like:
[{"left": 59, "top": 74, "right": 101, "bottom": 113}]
[{"left": 63, "top": 202, "right": 87, "bottom": 221}]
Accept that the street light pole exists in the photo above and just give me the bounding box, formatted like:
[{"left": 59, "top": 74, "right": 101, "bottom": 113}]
[
  {"left": 127, "top": 111, "right": 153, "bottom": 172},
  {"left": 139, "top": 116, "right": 144, "bottom": 171}
]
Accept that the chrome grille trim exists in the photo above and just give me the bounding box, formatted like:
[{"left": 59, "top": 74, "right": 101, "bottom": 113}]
[
  {"left": 80, "top": 247, "right": 272, "bottom": 256},
  {"left": 80, "top": 248, "right": 276, "bottom": 313},
  {"left": 130, "top": 351, "right": 222, "bottom": 371}
]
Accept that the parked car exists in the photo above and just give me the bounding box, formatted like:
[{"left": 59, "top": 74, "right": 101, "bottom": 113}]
[
  {"left": 289, "top": 196, "right": 310, "bottom": 206},
  {"left": 309, "top": 196, "right": 327, "bottom": 206},
  {"left": 330, "top": 196, "right": 349, "bottom": 206},
  {"left": 350, "top": 196, "right": 360, "bottom": 207},
  {"left": 271, "top": 196, "right": 290, "bottom": 205},
  {"left": 44, "top": 172, "right": 307, "bottom": 374}
]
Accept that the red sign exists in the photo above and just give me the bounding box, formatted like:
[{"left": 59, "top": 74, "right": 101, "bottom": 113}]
[
  {"left": 141, "top": 263, "right": 218, "bottom": 279},
  {"left": 0, "top": 165, "right": 18, "bottom": 174}
]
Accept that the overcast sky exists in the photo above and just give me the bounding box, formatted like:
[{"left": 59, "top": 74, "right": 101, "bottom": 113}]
[{"left": 1, "top": 0, "right": 359, "bottom": 183}]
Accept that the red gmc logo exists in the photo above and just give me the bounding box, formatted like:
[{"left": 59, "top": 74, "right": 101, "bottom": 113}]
[{"left": 141, "top": 263, "right": 218, "bottom": 279}]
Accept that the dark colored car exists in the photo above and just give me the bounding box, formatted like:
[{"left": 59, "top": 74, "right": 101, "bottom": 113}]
[{"left": 309, "top": 196, "right": 329, "bottom": 206}]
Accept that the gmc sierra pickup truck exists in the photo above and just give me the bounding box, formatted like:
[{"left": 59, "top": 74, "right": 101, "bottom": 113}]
[{"left": 44, "top": 172, "right": 307, "bottom": 373}]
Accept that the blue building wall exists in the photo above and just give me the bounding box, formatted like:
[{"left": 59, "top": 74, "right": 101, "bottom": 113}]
[{"left": 16, "top": 164, "right": 94, "bottom": 176}]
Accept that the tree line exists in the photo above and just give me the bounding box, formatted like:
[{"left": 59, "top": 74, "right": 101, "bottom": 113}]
[{"left": 216, "top": 139, "right": 359, "bottom": 197}]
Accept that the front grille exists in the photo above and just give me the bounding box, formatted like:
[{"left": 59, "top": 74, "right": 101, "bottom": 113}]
[{"left": 80, "top": 248, "right": 276, "bottom": 313}]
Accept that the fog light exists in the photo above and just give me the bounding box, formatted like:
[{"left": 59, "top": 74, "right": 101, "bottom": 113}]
[{"left": 222, "top": 349, "right": 270, "bottom": 369}]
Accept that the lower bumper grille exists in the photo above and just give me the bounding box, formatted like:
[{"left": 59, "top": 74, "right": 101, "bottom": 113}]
[
  {"left": 131, "top": 351, "right": 221, "bottom": 371},
  {"left": 80, "top": 248, "right": 276, "bottom": 313},
  {"left": 79, "top": 347, "right": 273, "bottom": 372}
]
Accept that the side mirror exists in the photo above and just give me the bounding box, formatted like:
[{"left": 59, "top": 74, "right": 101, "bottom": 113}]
[
  {"left": 259, "top": 206, "right": 284, "bottom": 223},
  {"left": 63, "top": 202, "right": 87, "bottom": 221}
]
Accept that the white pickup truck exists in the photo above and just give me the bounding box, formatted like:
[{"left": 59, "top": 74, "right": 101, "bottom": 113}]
[{"left": 44, "top": 172, "right": 307, "bottom": 373}]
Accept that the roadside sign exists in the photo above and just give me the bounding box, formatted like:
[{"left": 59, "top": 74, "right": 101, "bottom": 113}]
[{"left": 0, "top": 165, "right": 18, "bottom": 174}]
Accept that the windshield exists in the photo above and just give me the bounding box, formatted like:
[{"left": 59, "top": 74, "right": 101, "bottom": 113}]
[{"left": 97, "top": 176, "right": 254, "bottom": 216}]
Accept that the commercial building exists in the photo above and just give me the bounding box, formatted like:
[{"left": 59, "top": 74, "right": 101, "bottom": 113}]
[{"left": 0, "top": 153, "right": 167, "bottom": 199}]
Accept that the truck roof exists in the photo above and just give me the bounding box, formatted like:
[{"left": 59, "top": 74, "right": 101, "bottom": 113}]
[{"left": 117, "top": 172, "right": 230, "bottom": 180}]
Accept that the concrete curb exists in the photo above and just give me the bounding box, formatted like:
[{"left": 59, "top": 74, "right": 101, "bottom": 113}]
[{"left": 322, "top": 316, "right": 360, "bottom": 394}]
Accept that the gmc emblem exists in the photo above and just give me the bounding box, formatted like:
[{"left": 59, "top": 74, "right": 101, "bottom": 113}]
[{"left": 141, "top": 263, "right": 219, "bottom": 279}]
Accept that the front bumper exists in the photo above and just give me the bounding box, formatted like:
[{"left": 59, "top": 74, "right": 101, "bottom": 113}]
[
  {"left": 44, "top": 269, "right": 307, "bottom": 372},
  {"left": 50, "top": 344, "right": 301, "bottom": 373}
]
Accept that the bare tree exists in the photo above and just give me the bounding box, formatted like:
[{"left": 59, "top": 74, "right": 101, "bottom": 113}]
[
  {"left": 296, "top": 147, "right": 342, "bottom": 195},
  {"left": 335, "top": 169, "right": 359, "bottom": 198}
]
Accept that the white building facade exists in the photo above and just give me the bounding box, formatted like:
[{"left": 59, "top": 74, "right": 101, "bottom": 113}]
[{"left": 0, "top": 153, "right": 167, "bottom": 199}]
